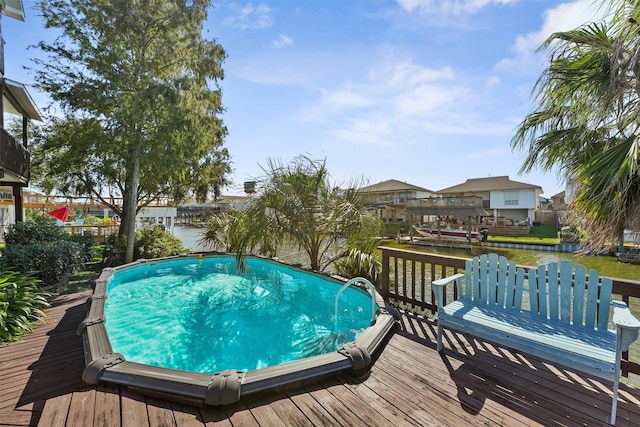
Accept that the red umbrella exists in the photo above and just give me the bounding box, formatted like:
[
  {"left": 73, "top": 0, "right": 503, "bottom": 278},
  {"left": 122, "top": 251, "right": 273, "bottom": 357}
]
[{"left": 47, "top": 206, "right": 70, "bottom": 222}]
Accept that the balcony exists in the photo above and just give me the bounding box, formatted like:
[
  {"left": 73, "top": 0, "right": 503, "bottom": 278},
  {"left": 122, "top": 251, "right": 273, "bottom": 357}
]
[
  {"left": 405, "top": 195, "right": 489, "bottom": 217},
  {"left": 0, "top": 127, "right": 29, "bottom": 183}
]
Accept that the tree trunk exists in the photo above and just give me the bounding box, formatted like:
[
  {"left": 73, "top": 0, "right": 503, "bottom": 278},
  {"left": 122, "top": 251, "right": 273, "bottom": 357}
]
[{"left": 123, "top": 138, "right": 142, "bottom": 263}]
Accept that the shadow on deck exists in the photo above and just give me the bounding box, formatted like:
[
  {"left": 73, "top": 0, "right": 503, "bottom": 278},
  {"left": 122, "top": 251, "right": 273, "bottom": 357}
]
[{"left": 1, "top": 292, "right": 639, "bottom": 426}]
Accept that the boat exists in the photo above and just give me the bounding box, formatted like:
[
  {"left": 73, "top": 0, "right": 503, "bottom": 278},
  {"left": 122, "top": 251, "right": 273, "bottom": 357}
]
[
  {"left": 616, "top": 249, "right": 640, "bottom": 265},
  {"left": 413, "top": 225, "right": 488, "bottom": 242}
]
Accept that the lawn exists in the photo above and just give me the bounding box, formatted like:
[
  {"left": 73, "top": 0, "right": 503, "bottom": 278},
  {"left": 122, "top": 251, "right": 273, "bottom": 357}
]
[
  {"left": 488, "top": 224, "right": 560, "bottom": 244},
  {"left": 387, "top": 223, "right": 561, "bottom": 245},
  {"left": 65, "top": 260, "right": 103, "bottom": 294}
]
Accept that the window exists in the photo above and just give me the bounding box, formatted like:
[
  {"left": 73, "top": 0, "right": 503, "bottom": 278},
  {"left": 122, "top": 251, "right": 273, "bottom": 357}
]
[{"left": 504, "top": 190, "right": 519, "bottom": 206}]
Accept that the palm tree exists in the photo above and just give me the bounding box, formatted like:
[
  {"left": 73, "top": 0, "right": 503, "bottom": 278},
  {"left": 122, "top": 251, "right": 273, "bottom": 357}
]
[
  {"left": 202, "top": 156, "right": 383, "bottom": 272},
  {"left": 511, "top": 4, "right": 640, "bottom": 252}
]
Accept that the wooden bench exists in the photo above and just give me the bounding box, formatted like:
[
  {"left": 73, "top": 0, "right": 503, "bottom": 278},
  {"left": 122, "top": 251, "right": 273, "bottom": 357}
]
[{"left": 432, "top": 253, "right": 640, "bottom": 425}]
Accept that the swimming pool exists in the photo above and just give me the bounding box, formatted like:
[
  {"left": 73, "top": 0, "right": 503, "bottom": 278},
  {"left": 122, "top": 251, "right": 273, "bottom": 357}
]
[{"left": 78, "top": 254, "right": 399, "bottom": 405}]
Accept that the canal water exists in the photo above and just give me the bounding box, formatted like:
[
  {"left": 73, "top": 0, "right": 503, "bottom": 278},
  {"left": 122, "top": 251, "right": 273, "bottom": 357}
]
[
  {"left": 172, "top": 225, "right": 209, "bottom": 252},
  {"left": 389, "top": 241, "right": 640, "bottom": 282},
  {"left": 172, "top": 226, "right": 640, "bottom": 282}
]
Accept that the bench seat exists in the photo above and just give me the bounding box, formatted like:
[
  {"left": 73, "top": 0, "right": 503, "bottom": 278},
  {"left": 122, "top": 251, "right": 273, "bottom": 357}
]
[
  {"left": 440, "top": 299, "right": 617, "bottom": 377},
  {"left": 432, "top": 253, "right": 640, "bottom": 425}
]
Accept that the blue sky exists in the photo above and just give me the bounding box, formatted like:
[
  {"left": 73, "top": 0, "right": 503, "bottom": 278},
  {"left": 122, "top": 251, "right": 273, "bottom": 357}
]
[{"left": 4, "top": 0, "right": 610, "bottom": 197}]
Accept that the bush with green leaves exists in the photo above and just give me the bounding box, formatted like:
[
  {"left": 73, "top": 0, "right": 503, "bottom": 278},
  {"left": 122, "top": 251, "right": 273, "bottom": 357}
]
[
  {"left": 0, "top": 215, "right": 94, "bottom": 288},
  {"left": 4, "top": 213, "right": 68, "bottom": 245},
  {"left": 334, "top": 248, "right": 381, "bottom": 287},
  {"left": 0, "top": 270, "right": 50, "bottom": 343},
  {"left": 102, "top": 226, "right": 188, "bottom": 267}
]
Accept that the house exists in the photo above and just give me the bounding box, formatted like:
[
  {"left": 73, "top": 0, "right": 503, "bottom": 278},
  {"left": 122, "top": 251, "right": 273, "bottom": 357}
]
[
  {"left": 438, "top": 176, "right": 542, "bottom": 225},
  {"left": 358, "top": 179, "right": 435, "bottom": 223},
  {"left": 177, "top": 195, "right": 249, "bottom": 226},
  {"left": 0, "top": 2, "right": 43, "bottom": 225},
  {"left": 550, "top": 191, "right": 566, "bottom": 210}
]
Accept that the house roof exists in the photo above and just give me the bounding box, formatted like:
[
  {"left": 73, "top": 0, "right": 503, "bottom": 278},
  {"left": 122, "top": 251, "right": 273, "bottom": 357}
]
[
  {"left": 438, "top": 176, "right": 542, "bottom": 193},
  {"left": 359, "top": 179, "right": 433, "bottom": 194},
  {"left": 1, "top": 0, "right": 25, "bottom": 21},
  {"left": 3, "top": 79, "right": 43, "bottom": 121},
  {"left": 551, "top": 191, "right": 565, "bottom": 199}
]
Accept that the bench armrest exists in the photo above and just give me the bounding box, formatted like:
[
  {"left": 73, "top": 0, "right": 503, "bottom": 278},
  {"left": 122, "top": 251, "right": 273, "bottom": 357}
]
[
  {"left": 612, "top": 300, "right": 640, "bottom": 351},
  {"left": 432, "top": 273, "right": 465, "bottom": 310}
]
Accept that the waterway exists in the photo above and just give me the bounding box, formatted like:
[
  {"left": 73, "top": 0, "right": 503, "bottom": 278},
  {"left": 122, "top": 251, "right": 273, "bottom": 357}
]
[
  {"left": 172, "top": 226, "right": 640, "bottom": 282},
  {"left": 172, "top": 225, "right": 209, "bottom": 252},
  {"left": 386, "top": 240, "right": 640, "bottom": 282}
]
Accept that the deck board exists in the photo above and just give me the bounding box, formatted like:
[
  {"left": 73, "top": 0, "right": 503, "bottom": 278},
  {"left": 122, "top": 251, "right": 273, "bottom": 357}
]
[
  {"left": 120, "top": 389, "right": 150, "bottom": 427},
  {"left": 1, "top": 293, "right": 640, "bottom": 426}
]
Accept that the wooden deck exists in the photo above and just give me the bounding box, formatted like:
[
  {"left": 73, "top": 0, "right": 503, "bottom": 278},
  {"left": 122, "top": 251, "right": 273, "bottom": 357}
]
[{"left": 2, "top": 292, "right": 640, "bottom": 427}]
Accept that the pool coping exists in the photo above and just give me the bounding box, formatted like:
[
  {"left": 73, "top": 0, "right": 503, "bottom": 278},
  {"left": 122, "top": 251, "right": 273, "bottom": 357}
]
[{"left": 77, "top": 254, "right": 400, "bottom": 405}]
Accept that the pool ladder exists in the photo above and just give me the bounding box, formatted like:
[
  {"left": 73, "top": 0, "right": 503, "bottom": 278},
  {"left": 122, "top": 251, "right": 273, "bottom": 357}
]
[{"left": 334, "top": 277, "right": 377, "bottom": 334}]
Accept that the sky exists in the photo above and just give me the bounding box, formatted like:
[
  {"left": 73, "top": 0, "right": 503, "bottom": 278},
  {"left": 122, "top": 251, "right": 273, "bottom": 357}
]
[{"left": 3, "top": 0, "right": 612, "bottom": 198}]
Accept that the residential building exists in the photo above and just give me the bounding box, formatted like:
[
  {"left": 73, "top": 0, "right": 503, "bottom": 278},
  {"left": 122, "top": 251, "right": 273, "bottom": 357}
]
[
  {"left": 359, "top": 179, "right": 435, "bottom": 223},
  {"left": 1, "top": 2, "right": 43, "bottom": 224},
  {"left": 438, "top": 176, "right": 542, "bottom": 225},
  {"left": 550, "top": 191, "right": 566, "bottom": 210}
]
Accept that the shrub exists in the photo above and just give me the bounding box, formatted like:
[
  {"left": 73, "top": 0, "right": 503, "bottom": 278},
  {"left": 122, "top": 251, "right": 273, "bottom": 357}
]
[
  {"left": 102, "top": 226, "right": 188, "bottom": 267},
  {"left": 135, "top": 226, "right": 187, "bottom": 259},
  {"left": 334, "top": 248, "right": 381, "bottom": 287},
  {"left": 102, "top": 234, "right": 128, "bottom": 267},
  {"left": 4, "top": 214, "right": 67, "bottom": 245},
  {"left": 0, "top": 270, "right": 50, "bottom": 343},
  {"left": 1, "top": 216, "right": 94, "bottom": 288}
]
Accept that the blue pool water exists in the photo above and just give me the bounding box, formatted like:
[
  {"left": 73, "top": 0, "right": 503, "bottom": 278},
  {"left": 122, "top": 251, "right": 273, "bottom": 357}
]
[{"left": 104, "top": 256, "right": 376, "bottom": 374}]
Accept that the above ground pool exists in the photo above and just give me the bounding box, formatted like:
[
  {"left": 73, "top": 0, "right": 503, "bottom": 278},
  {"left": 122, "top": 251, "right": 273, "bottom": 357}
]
[{"left": 78, "top": 254, "right": 399, "bottom": 405}]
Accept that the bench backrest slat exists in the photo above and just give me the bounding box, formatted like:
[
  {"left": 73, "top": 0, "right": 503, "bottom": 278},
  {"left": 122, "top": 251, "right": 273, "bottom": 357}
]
[
  {"left": 461, "top": 254, "right": 613, "bottom": 331},
  {"left": 560, "top": 261, "right": 575, "bottom": 323},
  {"left": 529, "top": 268, "right": 545, "bottom": 313},
  {"left": 480, "top": 254, "right": 489, "bottom": 303},
  {"left": 573, "top": 263, "right": 587, "bottom": 327},
  {"left": 585, "top": 269, "right": 599, "bottom": 328},
  {"left": 547, "top": 262, "right": 558, "bottom": 320},
  {"left": 596, "top": 272, "right": 612, "bottom": 330},
  {"left": 513, "top": 268, "right": 525, "bottom": 310},
  {"left": 467, "top": 255, "right": 480, "bottom": 301},
  {"left": 491, "top": 255, "right": 502, "bottom": 305},
  {"left": 532, "top": 265, "right": 543, "bottom": 317},
  {"left": 497, "top": 259, "right": 515, "bottom": 307}
]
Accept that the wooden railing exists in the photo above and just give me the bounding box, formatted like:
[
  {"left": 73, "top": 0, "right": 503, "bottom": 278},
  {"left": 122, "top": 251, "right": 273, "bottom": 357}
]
[
  {"left": 380, "top": 246, "right": 640, "bottom": 377},
  {"left": 405, "top": 195, "right": 484, "bottom": 209},
  {"left": 61, "top": 224, "right": 119, "bottom": 243},
  {"left": 23, "top": 194, "right": 176, "bottom": 211}
]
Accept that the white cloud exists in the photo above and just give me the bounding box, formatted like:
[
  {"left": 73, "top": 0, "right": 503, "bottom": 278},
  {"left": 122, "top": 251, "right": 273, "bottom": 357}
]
[
  {"left": 223, "top": 3, "right": 273, "bottom": 30},
  {"left": 303, "top": 59, "right": 510, "bottom": 148},
  {"left": 396, "top": 0, "right": 519, "bottom": 15},
  {"left": 496, "top": 0, "right": 610, "bottom": 71},
  {"left": 273, "top": 34, "right": 293, "bottom": 49}
]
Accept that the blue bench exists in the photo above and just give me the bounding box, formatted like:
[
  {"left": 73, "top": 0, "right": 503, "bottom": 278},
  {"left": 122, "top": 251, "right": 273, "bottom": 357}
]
[{"left": 432, "top": 253, "right": 640, "bottom": 425}]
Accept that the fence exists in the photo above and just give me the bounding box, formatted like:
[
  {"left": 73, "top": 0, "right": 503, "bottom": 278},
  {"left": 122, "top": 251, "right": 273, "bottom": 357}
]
[{"left": 379, "top": 246, "right": 640, "bottom": 377}]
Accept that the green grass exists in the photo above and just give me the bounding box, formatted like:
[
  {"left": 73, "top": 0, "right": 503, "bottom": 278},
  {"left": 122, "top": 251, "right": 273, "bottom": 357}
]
[
  {"left": 61, "top": 249, "right": 106, "bottom": 295},
  {"left": 488, "top": 225, "right": 560, "bottom": 244},
  {"left": 383, "top": 223, "right": 406, "bottom": 236},
  {"left": 63, "top": 260, "right": 103, "bottom": 294},
  {"left": 528, "top": 224, "right": 559, "bottom": 238}
]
